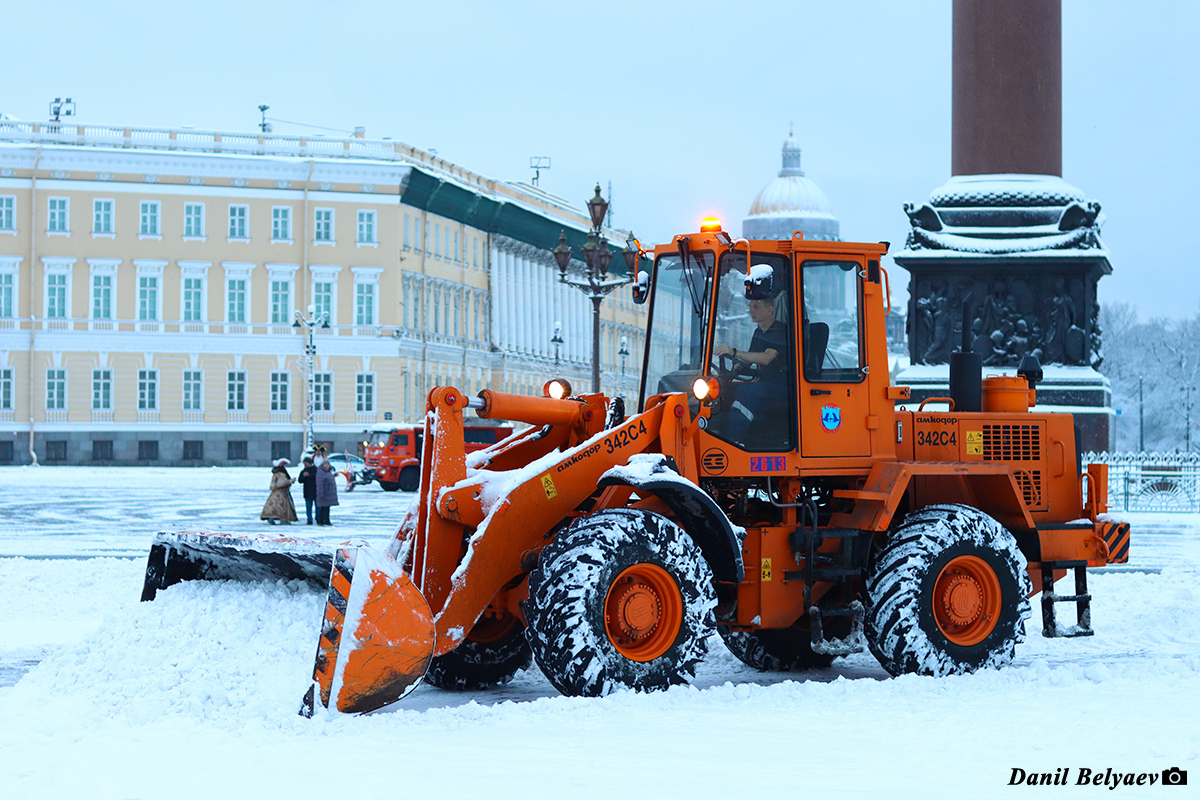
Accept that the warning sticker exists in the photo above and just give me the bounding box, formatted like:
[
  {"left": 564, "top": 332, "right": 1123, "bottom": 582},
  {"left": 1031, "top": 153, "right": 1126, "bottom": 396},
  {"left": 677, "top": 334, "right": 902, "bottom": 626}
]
[
  {"left": 541, "top": 475, "right": 558, "bottom": 499},
  {"left": 966, "top": 430, "right": 983, "bottom": 456},
  {"left": 761, "top": 557, "right": 772, "bottom": 582}
]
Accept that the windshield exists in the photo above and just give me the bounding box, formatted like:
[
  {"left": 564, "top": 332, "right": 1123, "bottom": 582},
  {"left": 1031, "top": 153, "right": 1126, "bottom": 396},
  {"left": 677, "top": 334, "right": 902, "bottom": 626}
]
[
  {"left": 640, "top": 249, "right": 715, "bottom": 405},
  {"left": 368, "top": 432, "right": 392, "bottom": 447},
  {"left": 711, "top": 250, "right": 791, "bottom": 373}
]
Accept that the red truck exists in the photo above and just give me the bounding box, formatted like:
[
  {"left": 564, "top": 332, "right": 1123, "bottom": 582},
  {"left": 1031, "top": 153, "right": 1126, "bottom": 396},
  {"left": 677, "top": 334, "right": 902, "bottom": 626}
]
[{"left": 361, "top": 423, "right": 513, "bottom": 492}]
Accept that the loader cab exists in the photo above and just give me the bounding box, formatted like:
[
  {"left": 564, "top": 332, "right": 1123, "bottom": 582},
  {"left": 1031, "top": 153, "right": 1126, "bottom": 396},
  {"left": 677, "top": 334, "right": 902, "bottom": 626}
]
[{"left": 641, "top": 228, "right": 885, "bottom": 462}]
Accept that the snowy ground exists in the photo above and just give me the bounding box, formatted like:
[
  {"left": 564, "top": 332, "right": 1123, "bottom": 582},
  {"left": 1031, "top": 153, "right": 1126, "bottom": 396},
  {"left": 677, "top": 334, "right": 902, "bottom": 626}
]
[{"left": 1, "top": 467, "right": 1197, "bottom": 798}]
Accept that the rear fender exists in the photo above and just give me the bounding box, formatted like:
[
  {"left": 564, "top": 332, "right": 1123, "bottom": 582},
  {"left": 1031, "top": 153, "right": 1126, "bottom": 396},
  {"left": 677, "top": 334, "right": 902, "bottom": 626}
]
[{"left": 597, "top": 453, "right": 744, "bottom": 590}]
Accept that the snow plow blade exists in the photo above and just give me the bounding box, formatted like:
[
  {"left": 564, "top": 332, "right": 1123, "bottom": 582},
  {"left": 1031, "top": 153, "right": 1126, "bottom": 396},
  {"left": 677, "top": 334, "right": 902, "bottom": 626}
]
[
  {"left": 299, "top": 544, "right": 435, "bottom": 716},
  {"left": 141, "top": 530, "right": 337, "bottom": 600}
]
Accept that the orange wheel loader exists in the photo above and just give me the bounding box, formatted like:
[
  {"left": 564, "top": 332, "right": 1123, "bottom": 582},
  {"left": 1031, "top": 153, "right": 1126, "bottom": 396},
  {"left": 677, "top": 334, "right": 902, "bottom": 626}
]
[{"left": 141, "top": 221, "right": 1131, "bottom": 715}]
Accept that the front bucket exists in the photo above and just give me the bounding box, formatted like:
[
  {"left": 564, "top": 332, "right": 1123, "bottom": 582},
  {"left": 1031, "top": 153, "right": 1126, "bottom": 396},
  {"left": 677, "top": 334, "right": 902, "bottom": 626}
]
[{"left": 300, "top": 544, "right": 435, "bottom": 716}]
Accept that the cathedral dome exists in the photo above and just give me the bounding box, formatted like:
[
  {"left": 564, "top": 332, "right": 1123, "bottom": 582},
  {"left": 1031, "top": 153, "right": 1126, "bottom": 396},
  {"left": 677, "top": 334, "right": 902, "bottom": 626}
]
[{"left": 743, "top": 130, "right": 840, "bottom": 241}]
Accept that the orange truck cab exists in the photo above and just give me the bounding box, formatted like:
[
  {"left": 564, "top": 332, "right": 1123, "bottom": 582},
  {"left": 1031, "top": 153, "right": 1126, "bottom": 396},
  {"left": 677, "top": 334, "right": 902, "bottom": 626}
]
[{"left": 363, "top": 423, "right": 513, "bottom": 492}]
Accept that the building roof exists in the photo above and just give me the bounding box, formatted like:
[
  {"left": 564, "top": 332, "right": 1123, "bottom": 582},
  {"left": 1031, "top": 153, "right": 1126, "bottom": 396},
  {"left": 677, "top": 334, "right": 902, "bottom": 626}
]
[{"left": 743, "top": 129, "right": 839, "bottom": 241}]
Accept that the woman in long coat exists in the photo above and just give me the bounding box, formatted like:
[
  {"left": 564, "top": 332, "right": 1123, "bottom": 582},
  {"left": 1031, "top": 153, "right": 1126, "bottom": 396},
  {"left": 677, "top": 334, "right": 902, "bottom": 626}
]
[
  {"left": 315, "top": 459, "right": 340, "bottom": 526},
  {"left": 260, "top": 458, "right": 298, "bottom": 524}
]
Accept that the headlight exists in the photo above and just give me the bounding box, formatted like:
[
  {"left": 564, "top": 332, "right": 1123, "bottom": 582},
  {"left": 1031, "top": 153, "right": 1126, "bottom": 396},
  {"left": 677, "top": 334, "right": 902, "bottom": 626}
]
[
  {"left": 692, "top": 377, "right": 719, "bottom": 401},
  {"left": 544, "top": 379, "right": 572, "bottom": 400}
]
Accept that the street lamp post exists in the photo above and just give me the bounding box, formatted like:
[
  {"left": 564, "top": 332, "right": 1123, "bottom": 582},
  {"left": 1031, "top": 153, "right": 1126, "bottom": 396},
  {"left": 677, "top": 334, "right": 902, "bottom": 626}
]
[
  {"left": 618, "top": 335, "right": 630, "bottom": 397},
  {"left": 553, "top": 185, "right": 640, "bottom": 393},
  {"left": 293, "top": 303, "right": 330, "bottom": 452},
  {"left": 551, "top": 322, "right": 564, "bottom": 367}
]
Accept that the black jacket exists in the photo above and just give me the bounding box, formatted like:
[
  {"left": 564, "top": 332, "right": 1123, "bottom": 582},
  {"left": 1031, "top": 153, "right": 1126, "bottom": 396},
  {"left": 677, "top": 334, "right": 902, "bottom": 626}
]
[{"left": 297, "top": 466, "right": 318, "bottom": 500}]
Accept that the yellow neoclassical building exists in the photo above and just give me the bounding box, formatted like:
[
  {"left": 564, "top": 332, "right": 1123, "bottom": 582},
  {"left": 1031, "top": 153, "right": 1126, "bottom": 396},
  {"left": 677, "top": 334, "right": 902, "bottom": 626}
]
[{"left": 0, "top": 121, "right": 646, "bottom": 465}]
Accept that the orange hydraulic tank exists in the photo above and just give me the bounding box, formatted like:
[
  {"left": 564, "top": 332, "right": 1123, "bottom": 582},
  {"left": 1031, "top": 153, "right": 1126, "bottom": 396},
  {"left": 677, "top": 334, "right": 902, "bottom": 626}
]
[{"left": 981, "top": 375, "right": 1034, "bottom": 413}]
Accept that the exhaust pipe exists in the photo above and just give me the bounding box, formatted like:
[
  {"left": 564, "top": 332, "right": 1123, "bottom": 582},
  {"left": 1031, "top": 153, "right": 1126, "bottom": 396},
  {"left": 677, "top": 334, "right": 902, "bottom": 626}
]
[{"left": 949, "top": 293, "right": 981, "bottom": 413}]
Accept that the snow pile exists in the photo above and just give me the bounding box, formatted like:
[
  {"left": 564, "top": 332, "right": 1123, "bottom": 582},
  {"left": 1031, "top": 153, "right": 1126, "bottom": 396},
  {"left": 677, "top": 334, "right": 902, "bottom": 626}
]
[{"left": 5, "top": 577, "right": 324, "bottom": 727}]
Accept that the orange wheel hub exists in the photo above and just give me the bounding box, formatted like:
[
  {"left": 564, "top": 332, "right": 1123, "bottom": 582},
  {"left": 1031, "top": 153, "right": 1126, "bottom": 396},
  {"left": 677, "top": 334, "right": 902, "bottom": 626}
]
[
  {"left": 933, "top": 555, "right": 1002, "bottom": 646},
  {"left": 603, "top": 563, "right": 683, "bottom": 661}
]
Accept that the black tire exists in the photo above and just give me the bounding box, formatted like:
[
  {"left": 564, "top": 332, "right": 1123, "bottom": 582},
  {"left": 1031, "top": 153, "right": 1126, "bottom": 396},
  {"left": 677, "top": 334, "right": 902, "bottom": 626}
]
[
  {"left": 525, "top": 508, "right": 715, "bottom": 697},
  {"left": 398, "top": 466, "right": 420, "bottom": 493},
  {"left": 424, "top": 615, "right": 531, "bottom": 690},
  {"left": 865, "top": 503, "right": 1031, "bottom": 677},
  {"left": 378, "top": 480, "right": 401, "bottom": 492},
  {"left": 718, "top": 605, "right": 849, "bottom": 671}
]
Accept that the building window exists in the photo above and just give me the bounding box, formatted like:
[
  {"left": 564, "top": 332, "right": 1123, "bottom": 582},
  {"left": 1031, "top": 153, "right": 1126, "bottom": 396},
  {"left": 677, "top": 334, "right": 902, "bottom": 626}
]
[
  {"left": 314, "top": 208, "right": 333, "bottom": 242},
  {"left": 92, "top": 369, "right": 112, "bottom": 410},
  {"left": 183, "top": 440, "right": 204, "bottom": 460},
  {"left": 184, "top": 203, "right": 205, "bottom": 237},
  {"left": 453, "top": 230, "right": 459, "bottom": 262},
  {"left": 270, "top": 280, "right": 290, "bottom": 324},
  {"left": 138, "top": 369, "right": 158, "bottom": 410},
  {"left": 227, "top": 278, "right": 246, "bottom": 323},
  {"left": 228, "top": 440, "right": 248, "bottom": 461},
  {"left": 46, "top": 441, "right": 68, "bottom": 461},
  {"left": 313, "top": 373, "right": 332, "bottom": 411},
  {"left": 183, "top": 277, "right": 203, "bottom": 322},
  {"left": 0, "top": 272, "right": 13, "bottom": 318},
  {"left": 271, "top": 441, "right": 291, "bottom": 462},
  {"left": 445, "top": 227, "right": 451, "bottom": 260},
  {"left": 414, "top": 218, "right": 421, "bottom": 252},
  {"left": 92, "top": 440, "right": 113, "bottom": 461},
  {"left": 313, "top": 281, "right": 333, "bottom": 323},
  {"left": 0, "top": 440, "right": 12, "bottom": 462},
  {"left": 474, "top": 238, "right": 479, "bottom": 267},
  {"left": 433, "top": 289, "right": 441, "bottom": 334},
  {"left": 92, "top": 275, "right": 112, "bottom": 320},
  {"left": 270, "top": 371, "right": 289, "bottom": 411},
  {"left": 183, "top": 370, "right": 203, "bottom": 411},
  {"left": 138, "top": 275, "right": 159, "bottom": 320},
  {"left": 0, "top": 368, "right": 13, "bottom": 410},
  {"left": 138, "top": 440, "right": 159, "bottom": 461},
  {"left": 433, "top": 223, "right": 441, "bottom": 257},
  {"left": 140, "top": 201, "right": 160, "bottom": 235},
  {"left": 228, "top": 205, "right": 248, "bottom": 239},
  {"left": 93, "top": 200, "right": 113, "bottom": 234},
  {"left": 46, "top": 273, "right": 68, "bottom": 319},
  {"left": 355, "top": 282, "right": 375, "bottom": 326},
  {"left": 403, "top": 214, "right": 410, "bottom": 249},
  {"left": 357, "top": 210, "right": 376, "bottom": 244},
  {"left": 356, "top": 373, "right": 375, "bottom": 413},
  {"left": 0, "top": 196, "right": 14, "bottom": 231},
  {"left": 48, "top": 198, "right": 69, "bottom": 233},
  {"left": 46, "top": 368, "right": 66, "bottom": 409},
  {"left": 272, "top": 207, "right": 291, "bottom": 241},
  {"left": 227, "top": 371, "right": 246, "bottom": 410}
]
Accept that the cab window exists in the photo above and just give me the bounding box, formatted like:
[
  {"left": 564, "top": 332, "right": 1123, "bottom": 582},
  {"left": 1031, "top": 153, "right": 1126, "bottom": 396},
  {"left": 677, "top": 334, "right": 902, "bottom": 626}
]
[{"left": 802, "top": 260, "right": 862, "bottom": 383}]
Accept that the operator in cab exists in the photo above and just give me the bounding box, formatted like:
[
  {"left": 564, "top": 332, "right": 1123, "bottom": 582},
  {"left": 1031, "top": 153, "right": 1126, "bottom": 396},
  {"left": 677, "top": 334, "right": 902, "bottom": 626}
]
[{"left": 713, "top": 293, "right": 790, "bottom": 446}]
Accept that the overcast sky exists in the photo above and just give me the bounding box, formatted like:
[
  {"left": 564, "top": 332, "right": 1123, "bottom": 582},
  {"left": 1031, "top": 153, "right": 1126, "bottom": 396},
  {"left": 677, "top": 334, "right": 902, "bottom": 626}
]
[{"left": 4, "top": 0, "right": 1197, "bottom": 318}]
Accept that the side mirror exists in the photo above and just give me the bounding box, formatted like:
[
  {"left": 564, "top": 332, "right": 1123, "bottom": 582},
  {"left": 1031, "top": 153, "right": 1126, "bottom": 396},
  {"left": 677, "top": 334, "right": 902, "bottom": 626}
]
[
  {"left": 745, "top": 265, "right": 773, "bottom": 300},
  {"left": 633, "top": 270, "right": 650, "bottom": 305}
]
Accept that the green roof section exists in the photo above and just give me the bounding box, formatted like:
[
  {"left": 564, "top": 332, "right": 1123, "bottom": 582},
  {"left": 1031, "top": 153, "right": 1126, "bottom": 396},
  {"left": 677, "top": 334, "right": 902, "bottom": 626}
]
[{"left": 400, "top": 168, "right": 645, "bottom": 277}]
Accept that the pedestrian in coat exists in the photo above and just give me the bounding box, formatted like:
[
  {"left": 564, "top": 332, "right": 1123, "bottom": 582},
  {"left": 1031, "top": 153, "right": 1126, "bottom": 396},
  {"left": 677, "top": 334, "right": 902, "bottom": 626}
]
[
  {"left": 260, "top": 459, "right": 298, "bottom": 524},
  {"left": 297, "top": 457, "right": 318, "bottom": 524},
  {"left": 315, "top": 458, "right": 340, "bottom": 526}
]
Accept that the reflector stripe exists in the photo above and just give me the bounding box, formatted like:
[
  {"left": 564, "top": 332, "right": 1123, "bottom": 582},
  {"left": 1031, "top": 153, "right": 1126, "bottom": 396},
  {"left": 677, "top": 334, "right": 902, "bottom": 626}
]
[
  {"left": 1102, "top": 522, "right": 1131, "bottom": 564},
  {"left": 328, "top": 587, "right": 348, "bottom": 614},
  {"left": 310, "top": 547, "right": 358, "bottom": 712}
]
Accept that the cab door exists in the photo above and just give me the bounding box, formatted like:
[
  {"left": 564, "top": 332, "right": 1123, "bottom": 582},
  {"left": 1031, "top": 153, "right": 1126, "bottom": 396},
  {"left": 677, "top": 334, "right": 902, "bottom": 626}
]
[{"left": 799, "top": 258, "right": 871, "bottom": 457}]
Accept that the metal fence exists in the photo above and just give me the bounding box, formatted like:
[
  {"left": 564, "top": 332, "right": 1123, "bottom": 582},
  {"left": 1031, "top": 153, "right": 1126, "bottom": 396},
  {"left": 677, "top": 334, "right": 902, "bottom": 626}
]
[{"left": 1082, "top": 452, "right": 1200, "bottom": 513}]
